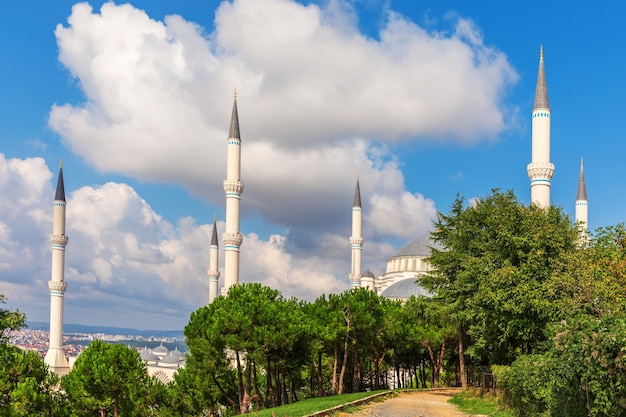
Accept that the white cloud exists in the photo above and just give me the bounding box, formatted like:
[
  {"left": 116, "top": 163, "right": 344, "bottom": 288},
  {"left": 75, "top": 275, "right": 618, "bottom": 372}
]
[
  {"left": 0, "top": 157, "right": 355, "bottom": 328},
  {"left": 14, "top": 1, "right": 520, "bottom": 327},
  {"left": 48, "top": 0, "right": 516, "bottom": 235}
]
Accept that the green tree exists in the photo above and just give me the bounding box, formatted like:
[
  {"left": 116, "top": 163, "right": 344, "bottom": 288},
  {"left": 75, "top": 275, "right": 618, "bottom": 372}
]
[
  {"left": 496, "top": 225, "right": 626, "bottom": 416},
  {"left": 423, "top": 190, "right": 578, "bottom": 364},
  {"left": 185, "top": 283, "right": 310, "bottom": 414},
  {"left": 404, "top": 296, "right": 455, "bottom": 387},
  {"left": 0, "top": 295, "right": 25, "bottom": 343},
  {"left": 63, "top": 340, "right": 154, "bottom": 417},
  {"left": 0, "top": 295, "right": 64, "bottom": 416},
  {"left": 550, "top": 224, "right": 626, "bottom": 318},
  {"left": 0, "top": 344, "right": 65, "bottom": 417}
]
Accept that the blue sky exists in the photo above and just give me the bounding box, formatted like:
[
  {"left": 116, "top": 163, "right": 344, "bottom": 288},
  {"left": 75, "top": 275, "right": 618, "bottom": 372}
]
[{"left": 1, "top": 0, "right": 625, "bottom": 330}]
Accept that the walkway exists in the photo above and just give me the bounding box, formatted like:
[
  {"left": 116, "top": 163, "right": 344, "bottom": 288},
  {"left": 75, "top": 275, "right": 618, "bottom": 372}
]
[{"left": 335, "top": 389, "right": 469, "bottom": 417}]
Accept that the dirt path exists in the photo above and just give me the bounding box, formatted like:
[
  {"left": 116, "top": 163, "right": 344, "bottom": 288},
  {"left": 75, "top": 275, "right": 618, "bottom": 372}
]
[{"left": 335, "top": 389, "right": 469, "bottom": 417}]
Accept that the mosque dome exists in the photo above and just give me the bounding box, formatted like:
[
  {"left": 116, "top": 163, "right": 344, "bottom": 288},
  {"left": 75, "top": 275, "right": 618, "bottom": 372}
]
[
  {"left": 391, "top": 234, "right": 440, "bottom": 258},
  {"left": 153, "top": 343, "right": 169, "bottom": 355},
  {"left": 170, "top": 347, "right": 184, "bottom": 359},
  {"left": 379, "top": 278, "right": 431, "bottom": 301},
  {"left": 139, "top": 349, "right": 159, "bottom": 362},
  {"left": 160, "top": 354, "right": 182, "bottom": 365}
]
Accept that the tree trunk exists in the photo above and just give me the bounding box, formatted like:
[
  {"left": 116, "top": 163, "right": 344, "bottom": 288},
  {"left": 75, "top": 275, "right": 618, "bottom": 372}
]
[
  {"left": 212, "top": 372, "right": 238, "bottom": 410},
  {"left": 338, "top": 315, "right": 350, "bottom": 395},
  {"left": 332, "top": 342, "right": 339, "bottom": 394},
  {"left": 458, "top": 326, "right": 467, "bottom": 388},
  {"left": 317, "top": 351, "right": 324, "bottom": 397},
  {"left": 235, "top": 351, "right": 244, "bottom": 414},
  {"left": 309, "top": 361, "right": 315, "bottom": 396},
  {"left": 290, "top": 371, "right": 298, "bottom": 403},
  {"left": 253, "top": 360, "right": 259, "bottom": 399},
  {"left": 424, "top": 340, "right": 446, "bottom": 388},
  {"left": 352, "top": 341, "right": 361, "bottom": 392},
  {"left": 282, "top": 367, "right": 288, "bottom": 405},
  {"left": 241, "top": 357, "right": 252, "bottom": 414},
  {"left": 374, "top": 359, "right": 380, "bottom": 390},
  {"left": 266, "top": 356, "right": 273, "bottom": 409},
  {"left": 274, "top": 364, "right": 281, "bottom": 406}
]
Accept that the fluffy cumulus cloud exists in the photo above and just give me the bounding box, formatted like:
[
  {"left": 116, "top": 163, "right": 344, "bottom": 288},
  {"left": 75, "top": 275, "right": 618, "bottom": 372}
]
[
  {"left": 48, "top": 0, "right": 515, "bottom": 229},
  {"left": 0, "top": 155, "right": 52, "bottom": 311},
  {"left": 29, "top": 0, "right": 519, "bottom": 327},
  {"left": 0, "top": 157, "right": 351, "bottom": 328}
]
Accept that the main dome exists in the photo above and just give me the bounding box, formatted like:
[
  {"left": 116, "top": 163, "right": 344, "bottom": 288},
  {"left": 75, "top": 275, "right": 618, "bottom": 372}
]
[{"left": 392, "top": 234, "right": 439, "bottom": 258}]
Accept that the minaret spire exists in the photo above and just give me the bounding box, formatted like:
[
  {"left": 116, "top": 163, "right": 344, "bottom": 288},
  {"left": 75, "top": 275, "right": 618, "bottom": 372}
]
[
  {"left": 44, "top": 162, "right": 70, "bottom": 376},
  {"left": 575, "top": 158, "right": 589, "bottom": 240},
  {"left": 349, "top": 175, "right": 364, "bottom": 288},
  {"left": 533, "top": 45, "right": 550, "bottom": 111},
  {"left": 208, "top": 215, "right": 220, "bottom": 303},
  {"left": 222, "top": 91, "right": 244, "bottom": 296},
  {"left": 527, "top": 46, "right": 555, "bottom": 208}
]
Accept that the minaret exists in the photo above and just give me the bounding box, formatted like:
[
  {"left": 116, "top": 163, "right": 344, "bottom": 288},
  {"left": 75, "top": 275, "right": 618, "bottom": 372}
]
[
  {"left": 575, "top": 158, "right": 588, "bottom": 238},
  {"left": 208, "top": 215, "right": 220, "bottom": 303},
  {"left": 44, "top": 161, "right": 70, "bottom": 376},
  {"left": 222, "top": 90, "right": 244, "bottom": 296},
  {"left": 527, "top": 46, "right": 555, "bottom": 208},
  {"left": 349, "top": 176, "right": 363, "bottom": 288}
]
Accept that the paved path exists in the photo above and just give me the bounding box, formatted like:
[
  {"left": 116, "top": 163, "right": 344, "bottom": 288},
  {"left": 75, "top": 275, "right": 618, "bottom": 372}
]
[{"left": 336, "top": 389, "right": 469, "bottom": 417}]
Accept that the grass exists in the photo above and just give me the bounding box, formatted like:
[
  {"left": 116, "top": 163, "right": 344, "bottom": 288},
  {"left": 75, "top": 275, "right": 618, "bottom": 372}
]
[
  {"left": 448, "top": 390, "right": 515, "bottom": 417},
  {"left": 243, "top": 390, "right": 392, "bottom": 417}
]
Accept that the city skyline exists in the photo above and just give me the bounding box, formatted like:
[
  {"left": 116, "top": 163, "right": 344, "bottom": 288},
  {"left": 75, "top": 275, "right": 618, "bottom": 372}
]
[{"left": 1, "top": 0, "right": 625, "bottom": 330}]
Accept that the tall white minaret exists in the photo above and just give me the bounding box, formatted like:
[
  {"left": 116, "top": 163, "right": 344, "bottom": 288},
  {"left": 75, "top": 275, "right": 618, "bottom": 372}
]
[
  {"left": 44, "top": 161, "right": 70, "bottom": 376},
  {"left": 527, "top": 46, "right": 555, "bottom": 208},
  {"left": 208, "top": 215, "right": 220, "bottom": 303},
  {"left": 349, "top": 176, "right": 363, "bottom": 288},
  {"left": 575, "top": 158, "right": 588, "bottom": 238},
  {"left": 222, "top": 91, "right": 244, "bottom": 296}
]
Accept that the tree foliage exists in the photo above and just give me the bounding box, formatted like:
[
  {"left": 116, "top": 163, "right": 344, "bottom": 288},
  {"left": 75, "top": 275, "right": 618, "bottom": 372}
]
[
  {"left": 0, "top": 295, "right": 25, "bottom": 344},
  {"left": 0, "top": 344, "right": 64, "bottom": 416},
  {"left": 63, "top": 340, "right": 158, "bottom": 417},
  {"left": 422, "top": 190, "right": 578, "bottom": 364}
]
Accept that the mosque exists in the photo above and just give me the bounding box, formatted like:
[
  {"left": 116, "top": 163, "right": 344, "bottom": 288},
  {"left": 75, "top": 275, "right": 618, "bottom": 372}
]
[{"left": 44, "top": 48, "right": 588, "bottom": 379}]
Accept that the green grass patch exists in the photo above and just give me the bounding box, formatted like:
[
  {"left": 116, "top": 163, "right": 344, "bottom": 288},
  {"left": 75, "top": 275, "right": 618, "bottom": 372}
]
[
  {"left": 449, "top": 390, "right": 515, "bottom": 417},
  {"left": 244, "top": 390, "right": 391, "bottom": 417}
]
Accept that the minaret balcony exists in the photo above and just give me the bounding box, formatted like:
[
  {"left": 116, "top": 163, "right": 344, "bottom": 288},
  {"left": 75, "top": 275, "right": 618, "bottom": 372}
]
[
  {"left": 223, "top": 232, "right": 243, "bottom": 247},
  {"left": 350, "top": 237, "right": 364, "bottom": 247},
  {"left": 49, "top": 234, "right": 69, "bottom": 246},
  {"left": 48, "top": 281, "right": 67, "bottom": 293},
  {"left": 527, "top": 162, "right": 555, "bottom": 181},
  {"left": 208, "top": 270, "right": 221, "bottom": 279},
  {"left": 223, "top": 180, "right": 244, "bottom": 195}
]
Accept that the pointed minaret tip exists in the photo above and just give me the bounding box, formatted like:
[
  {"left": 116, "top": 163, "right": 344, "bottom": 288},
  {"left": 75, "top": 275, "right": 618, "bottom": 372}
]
[
  {"left": 229, "top": 90, "right": 240, "bottom": 139},
  {"left": 577, "top": 157, "right": 588, "bottom": 201},
  {"left": 211, "top": 214, "right": 219, "bottom": 246},
  {"left": 533, "top": 45, "right": 550, "bottom": 111},
  {"left": 234, "top": 87, "right": 237, "bottom": 101},
  {"left": 353, "top": 176, "right": 362, "bottom": 208},
  {"left": 55, "top": 160, "right": 66, "bottom": 202}
]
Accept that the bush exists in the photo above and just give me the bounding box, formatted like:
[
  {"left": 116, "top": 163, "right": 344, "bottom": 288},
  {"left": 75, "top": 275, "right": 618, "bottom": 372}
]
[{"left": 496, "top": 316, "right": 626, "bottom": 417}]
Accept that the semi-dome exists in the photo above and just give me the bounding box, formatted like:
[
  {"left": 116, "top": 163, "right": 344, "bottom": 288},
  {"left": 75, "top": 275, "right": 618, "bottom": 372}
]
[
  {"left": 361, "top": 270, "right": 376, "bottom": 279},
  {"left": 380, "top": 278, "right": 431, "bottom": 300}
]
